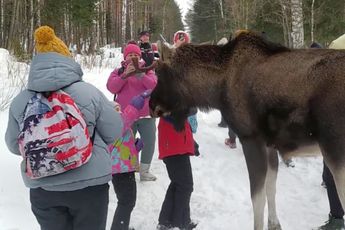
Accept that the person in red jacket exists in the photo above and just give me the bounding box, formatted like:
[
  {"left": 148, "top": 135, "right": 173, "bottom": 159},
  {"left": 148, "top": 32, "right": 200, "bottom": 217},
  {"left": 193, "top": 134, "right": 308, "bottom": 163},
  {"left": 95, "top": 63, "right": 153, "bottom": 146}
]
[{"left": 156, "top": 113, "right": 197, "bottom": 230}]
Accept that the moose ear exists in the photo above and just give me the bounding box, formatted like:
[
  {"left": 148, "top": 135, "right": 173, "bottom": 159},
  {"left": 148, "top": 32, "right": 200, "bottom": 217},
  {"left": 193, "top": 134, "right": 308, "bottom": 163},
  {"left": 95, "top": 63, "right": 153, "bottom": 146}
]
[{"left": 157, "top": 40, "right": 175, "bottom": 63}]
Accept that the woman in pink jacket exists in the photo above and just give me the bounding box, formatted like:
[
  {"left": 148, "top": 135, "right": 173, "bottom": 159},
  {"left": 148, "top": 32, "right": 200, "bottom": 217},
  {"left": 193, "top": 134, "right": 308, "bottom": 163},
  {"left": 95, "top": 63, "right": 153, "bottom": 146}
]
[{"left": 107, "top": 43, "right": 158, "bottom": 181}]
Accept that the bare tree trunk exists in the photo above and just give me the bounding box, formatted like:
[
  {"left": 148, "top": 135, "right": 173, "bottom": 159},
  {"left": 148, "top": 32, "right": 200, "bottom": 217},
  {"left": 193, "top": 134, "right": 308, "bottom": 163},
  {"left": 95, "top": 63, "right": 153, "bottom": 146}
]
[
  {"left": 218, "top": 0, "right": 226, "bottom": 36},
  {"left": 75, "top": 25, "right": 81, "bottom": 54},
  {"left": 128, "top": 0, "right": 134, "bottom": 40},
  {"left": 311, "top": 0, "right": 315, "bottom": 42},
  {"left": 144, "top": 3, "right": 148, "bottom": 29},
  {"left": 279, "top": 0, "right": 292, "bottom": 47},
  {"left": 28, "top": 0, "right": 34, "bottom": 54},
  {"left": 37, "top": 0, "right": 41, "bottom": 26},
  {"left": 0, "top": 0, "right": 3, "bottom": 46},
  {"left": 214, "top": 8, "right": 218, "bottom": 41},
  {"left": 121, "top": 0, "right": 127, "bottom": 44},
  {"left": 113, "top": 0, "right": 121, "bottom": 46},
  {"left": 99, "top": 0, "right": 104, "bottom": 46},
  {"left": 219, "top": 0, "right": 224, "bottom": 19},
  {"left": 95, "top": 1, "right": 101, "bottom": 48},
  {"left": 245, "top": 1, "right": 249, "bottom": 29},
  {"left": 88, "top": 25, "right": 96, "bottom": 54},
  {"left": 291, "top": 0, "right": 304, "bottom": 48},
  {"left": 8, "top": 0, "right": 20, "bottom": 51},
  {"left": 162, "top": 0, "right": 168, "bottom": 35}
]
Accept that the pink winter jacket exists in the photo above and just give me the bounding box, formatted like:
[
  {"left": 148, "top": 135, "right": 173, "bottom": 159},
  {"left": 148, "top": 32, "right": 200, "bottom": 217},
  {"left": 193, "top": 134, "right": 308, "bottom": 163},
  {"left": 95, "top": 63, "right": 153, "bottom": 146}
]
[{"left": 107, "top": 62, "right": 157, "bottom": 118}]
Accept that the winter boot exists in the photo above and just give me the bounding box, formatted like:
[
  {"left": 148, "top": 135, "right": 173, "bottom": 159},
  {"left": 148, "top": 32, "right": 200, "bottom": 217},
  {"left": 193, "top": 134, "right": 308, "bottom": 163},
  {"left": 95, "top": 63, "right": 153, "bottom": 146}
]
[
  {"left": 318, "top": 214, "right": 345, "bottom": 230},
  {"left": 225, "top": 137, "right": 236, "bottom": 149},
  {"left": 140, "top": 163, "right": 157, "bottom": 181}
]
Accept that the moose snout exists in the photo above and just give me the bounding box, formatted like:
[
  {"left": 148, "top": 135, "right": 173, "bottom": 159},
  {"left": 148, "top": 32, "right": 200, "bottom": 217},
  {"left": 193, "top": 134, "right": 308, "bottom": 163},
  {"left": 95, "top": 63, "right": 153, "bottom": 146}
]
[{"left": 149, "top": 105, "right": 170, "bottom": 117}]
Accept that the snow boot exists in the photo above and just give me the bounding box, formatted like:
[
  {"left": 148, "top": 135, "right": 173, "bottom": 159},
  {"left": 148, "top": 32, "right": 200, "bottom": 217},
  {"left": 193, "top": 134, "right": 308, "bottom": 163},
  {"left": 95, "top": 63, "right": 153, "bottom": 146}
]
[
  {"left": 318, "top": 214, "right": 345, "bottom": 230},
  {"left": 140, "top": 163, "right": 157, "bottom": 181}
]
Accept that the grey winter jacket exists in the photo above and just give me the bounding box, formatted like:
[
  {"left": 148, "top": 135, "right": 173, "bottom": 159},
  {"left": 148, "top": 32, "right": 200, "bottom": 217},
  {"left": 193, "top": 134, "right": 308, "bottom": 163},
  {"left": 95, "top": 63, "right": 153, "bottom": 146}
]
[{"left": 5, "top": 52, "right": 123, "bottom": 191}]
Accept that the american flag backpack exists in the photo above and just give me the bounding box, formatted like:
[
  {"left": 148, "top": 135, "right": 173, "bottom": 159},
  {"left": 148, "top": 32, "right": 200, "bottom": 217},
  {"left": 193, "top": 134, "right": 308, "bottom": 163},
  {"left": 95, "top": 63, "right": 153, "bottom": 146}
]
[{"left": 18, "top": 90, "right": 93, "bottom": 179}]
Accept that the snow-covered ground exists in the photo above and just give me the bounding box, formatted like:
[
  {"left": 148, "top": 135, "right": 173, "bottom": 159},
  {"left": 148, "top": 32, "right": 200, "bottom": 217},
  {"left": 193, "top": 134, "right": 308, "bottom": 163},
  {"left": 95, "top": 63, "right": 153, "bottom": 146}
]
[{"left": 0, "top": 49, "right": 330, "bottom": 230}]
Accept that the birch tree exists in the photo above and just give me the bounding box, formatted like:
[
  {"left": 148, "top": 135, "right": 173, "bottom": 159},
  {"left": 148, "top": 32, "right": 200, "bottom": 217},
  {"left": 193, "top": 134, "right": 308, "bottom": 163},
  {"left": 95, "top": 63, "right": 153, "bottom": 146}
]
[
  {"left": 37, "top": 0, "right": 41, "bottom": 26},
  {"left": 0, "top": 0, "right": 4, "bottom": 46},
  {"left": 290, "top": 0, "right": 304, "bottom": 48},
  {"left": 310, "top": 0, "right": 315, "bottom": 42},
  {"left": 279, "top": 0, "right": 292, "bottom": 47},
  {"left": 121, "top": 0, "right": 127, "bottom": 44},
  {"left": 128, "top": 0, "right": 135, "bottom": 40}
]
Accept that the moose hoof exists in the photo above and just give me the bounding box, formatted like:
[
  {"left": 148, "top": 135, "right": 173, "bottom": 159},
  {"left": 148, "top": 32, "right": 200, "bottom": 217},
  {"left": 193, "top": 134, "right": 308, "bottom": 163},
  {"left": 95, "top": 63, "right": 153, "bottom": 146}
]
[{"left": 268, "top": 220, "right": 282, "bottom": 230}]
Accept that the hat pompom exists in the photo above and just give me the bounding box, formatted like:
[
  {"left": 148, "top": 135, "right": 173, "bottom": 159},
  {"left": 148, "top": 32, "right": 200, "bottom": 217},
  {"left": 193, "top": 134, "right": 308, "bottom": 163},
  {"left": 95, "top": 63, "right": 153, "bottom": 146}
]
[
  {"left": 35, "top": 26, "right": 55, "bottom": 44},
  {"left": 34, "top": 25, "right": 71, "bottom": 57}
]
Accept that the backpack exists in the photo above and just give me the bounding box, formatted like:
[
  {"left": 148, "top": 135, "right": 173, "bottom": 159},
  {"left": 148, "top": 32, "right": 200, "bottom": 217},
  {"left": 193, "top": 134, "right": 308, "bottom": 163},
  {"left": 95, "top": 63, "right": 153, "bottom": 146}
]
[{"left": 18, "top": 90, "right": 93, "bottom": 179}]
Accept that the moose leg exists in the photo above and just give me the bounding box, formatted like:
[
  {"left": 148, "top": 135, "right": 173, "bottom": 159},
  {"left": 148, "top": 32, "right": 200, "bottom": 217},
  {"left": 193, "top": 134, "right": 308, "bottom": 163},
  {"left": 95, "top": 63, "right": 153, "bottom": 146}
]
[
  {"left": 331, "top": 166, "right": 345, "bottom": 216},
  {"left": 266, "top": 147, "right": 282, "bottom": 230},
  {"left": 321, "top": 149, "right": 345, "bottom": 216},
  {"left": 241, "top": 137, "right": 268, "bottom": 230}
]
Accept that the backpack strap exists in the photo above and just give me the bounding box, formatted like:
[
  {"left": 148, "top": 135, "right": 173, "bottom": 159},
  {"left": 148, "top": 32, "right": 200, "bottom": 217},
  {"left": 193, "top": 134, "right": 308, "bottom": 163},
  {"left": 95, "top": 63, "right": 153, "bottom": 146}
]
[{"left": 91, "top": 128, "right": 96, "bottom": 144}]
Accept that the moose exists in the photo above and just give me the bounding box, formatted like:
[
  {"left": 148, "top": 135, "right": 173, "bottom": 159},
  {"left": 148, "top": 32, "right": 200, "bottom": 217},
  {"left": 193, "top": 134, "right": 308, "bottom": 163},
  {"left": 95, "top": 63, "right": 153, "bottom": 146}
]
[{"left": 148, "top": 30, "right": 345, "bottom": 230}]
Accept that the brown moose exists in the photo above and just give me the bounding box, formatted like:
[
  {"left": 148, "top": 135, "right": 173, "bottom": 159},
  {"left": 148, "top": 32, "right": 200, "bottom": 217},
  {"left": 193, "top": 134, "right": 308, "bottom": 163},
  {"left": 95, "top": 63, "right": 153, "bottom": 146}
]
[{"left": 148, "top": 30, "right": 345, "bottom": 230}]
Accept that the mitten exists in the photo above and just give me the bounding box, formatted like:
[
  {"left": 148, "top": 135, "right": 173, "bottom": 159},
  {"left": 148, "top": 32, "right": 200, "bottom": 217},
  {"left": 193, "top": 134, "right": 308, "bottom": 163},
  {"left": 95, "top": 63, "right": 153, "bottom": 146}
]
[
  {"left": 130, "top": 95, "right": 145, "bottom": 110},
  {"left": 130, "top": 90, "right": 152, "bottom": 109}
]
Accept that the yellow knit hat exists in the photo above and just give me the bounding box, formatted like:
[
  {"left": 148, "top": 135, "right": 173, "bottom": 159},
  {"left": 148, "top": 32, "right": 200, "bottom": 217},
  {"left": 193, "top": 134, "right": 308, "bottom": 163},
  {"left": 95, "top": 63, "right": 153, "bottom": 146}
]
[{"left": 34, "top": 26, "right": 71, "bottom": 57}]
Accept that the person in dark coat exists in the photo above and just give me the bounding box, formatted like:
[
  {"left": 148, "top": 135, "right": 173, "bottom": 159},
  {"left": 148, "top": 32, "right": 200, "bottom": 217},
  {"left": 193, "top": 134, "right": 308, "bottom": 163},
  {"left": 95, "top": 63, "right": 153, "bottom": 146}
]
[{"left": 138, "top": 31, "right": 155, "bottom": 67}]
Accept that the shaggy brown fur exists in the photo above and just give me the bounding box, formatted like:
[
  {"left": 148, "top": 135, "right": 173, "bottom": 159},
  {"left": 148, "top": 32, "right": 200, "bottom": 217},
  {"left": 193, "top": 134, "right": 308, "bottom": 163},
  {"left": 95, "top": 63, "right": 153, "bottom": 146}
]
[{"left": 150, "top": 31, "right": 345, "bottom": 230}]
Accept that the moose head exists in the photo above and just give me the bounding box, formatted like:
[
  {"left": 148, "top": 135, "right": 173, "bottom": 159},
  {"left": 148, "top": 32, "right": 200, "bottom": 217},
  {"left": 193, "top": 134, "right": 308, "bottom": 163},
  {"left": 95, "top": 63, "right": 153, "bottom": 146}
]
[{"left": 148, "top": 41, "right": 197, "bottom": 131}]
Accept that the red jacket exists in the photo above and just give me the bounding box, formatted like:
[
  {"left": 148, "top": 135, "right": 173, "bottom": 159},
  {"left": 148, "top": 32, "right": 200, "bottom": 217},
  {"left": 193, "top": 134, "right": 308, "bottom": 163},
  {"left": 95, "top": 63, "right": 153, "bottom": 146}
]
[{"left": 158, "top": 118, "right": 195, "bottom": 159}]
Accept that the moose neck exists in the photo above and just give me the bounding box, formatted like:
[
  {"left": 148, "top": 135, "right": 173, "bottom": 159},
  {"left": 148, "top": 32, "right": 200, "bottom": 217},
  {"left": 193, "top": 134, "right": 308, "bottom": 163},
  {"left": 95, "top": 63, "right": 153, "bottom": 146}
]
[
  {"left": 177, "top": 63, "right": 228, "bottom": 111},
  {"left": 174, "top": 45, "right": 262, "bottom": 111},
  {"left": 169, "top": 35, "right": 288, "bottom": 112}
]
